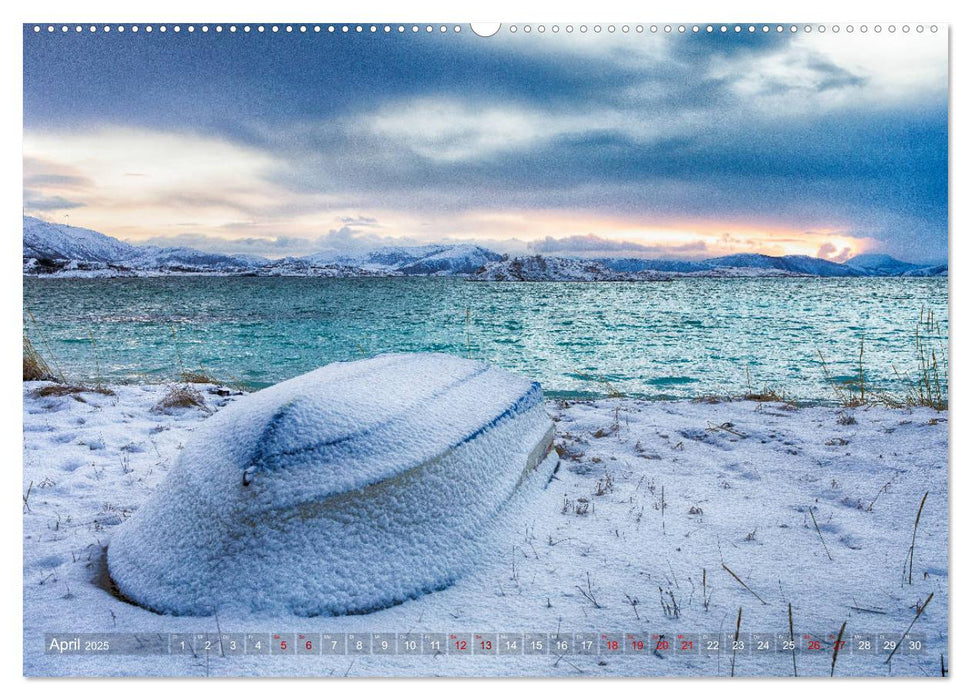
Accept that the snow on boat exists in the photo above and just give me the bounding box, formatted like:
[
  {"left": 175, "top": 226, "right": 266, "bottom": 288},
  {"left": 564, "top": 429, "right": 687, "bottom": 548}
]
[{"left": 107, "top": 353, "right": 555, "bottom": 616}]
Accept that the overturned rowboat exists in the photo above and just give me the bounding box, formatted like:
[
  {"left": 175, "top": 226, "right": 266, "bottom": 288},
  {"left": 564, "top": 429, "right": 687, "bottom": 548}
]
[{"left": 107, "top": 353, "right": 555, "bottom": 616}]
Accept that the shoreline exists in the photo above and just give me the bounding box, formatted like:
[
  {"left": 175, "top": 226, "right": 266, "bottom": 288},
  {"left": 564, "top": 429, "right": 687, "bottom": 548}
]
[{"left": 21, "top": 377, "right": 946, "bottom": 410}]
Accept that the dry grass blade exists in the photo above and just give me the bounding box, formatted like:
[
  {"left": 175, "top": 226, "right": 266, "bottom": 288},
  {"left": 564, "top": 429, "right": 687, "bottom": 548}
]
[
  {"left": 730, "top": 607, "right": 742, "bottom": 677},
  {"left": 809, "top": 507, "right": 833, "bottom": 561},
  {"left": 817, "top": 348, "right": 849, "bottom": 406},
  {"left": 23, "top": 481, "right": 33, "bottom": 513},
  {"left": 831, "top": 620, "right": 846, "bottom": 677},
  {"left": 575, "top": 571, "right": 601, "bottom": 609},
  {"left": 88, "top": 330, "right": 105, "bottom": 391},
  {"left": 885, "top": 592, "right": 934, "bottom": 665},
  {"left": 789, "top": 603, "right": 797, "bottom": 677},
  {"left": 907, "top": 491, "right": 929, "bottom": 585},
  {"left": 721, "top": 563, "right": 767, "bottom": 605}
]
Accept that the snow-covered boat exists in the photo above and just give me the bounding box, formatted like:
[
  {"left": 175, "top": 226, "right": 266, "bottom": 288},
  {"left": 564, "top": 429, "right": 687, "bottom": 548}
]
[{"left": 107, "top": 353, "right": 555, "bottom": 616}]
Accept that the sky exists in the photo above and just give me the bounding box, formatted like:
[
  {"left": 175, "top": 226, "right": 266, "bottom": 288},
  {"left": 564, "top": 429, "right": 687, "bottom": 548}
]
[{"left": 23, "top": 24, "right": 948, "bottom": 262}]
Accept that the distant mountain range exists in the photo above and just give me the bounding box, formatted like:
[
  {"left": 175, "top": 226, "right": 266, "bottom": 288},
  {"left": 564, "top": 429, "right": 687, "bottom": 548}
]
[
  {"left": 469, "top": 251, "right": 947, "bottom": 281},
  {"left": 22, "top": 216, "right": 947, "bottom": 280}
]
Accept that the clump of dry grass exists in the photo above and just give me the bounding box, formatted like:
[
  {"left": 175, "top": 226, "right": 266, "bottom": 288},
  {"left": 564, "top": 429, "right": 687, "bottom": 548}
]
[
  {"left": 575, "top": 372, "right": 626, "bottom": 398},
  {"left": 692, "top": 394, "right": 730, "bottom": 405},
  {"left": 23, "top": 335, "right": 55, "bottom": 382},
  {"left": 897, "top": 308, "right": 948, "bottom": 410},
  {"left": 152, "top": 385, "right": 208, "bottom": 414},
  {"left": 740, "top": 368, "right": 793, "bottom": 405},
  {"left": 179, "top": 370, "right": 219, "bottom": 384},
  {"left": 562, "top": 495, "right": 590, "bottom": 516},
  {"left": 742, "top": 388, "right": 788, "bottom": 403},
  {"left": 817, "top": 309, "right": 948, "bottom": 410},
  {"left": 26, "top": 327, "right": 115, "bottom": 397},
  {"left": 24, "top": 310, "right": 67, "bottom": 383},
  {"left": 169, "top": 324, "right": 231, "bottom": 387},
  {"left": 32, "top": 383, "right": 114, "bottom": 398}
]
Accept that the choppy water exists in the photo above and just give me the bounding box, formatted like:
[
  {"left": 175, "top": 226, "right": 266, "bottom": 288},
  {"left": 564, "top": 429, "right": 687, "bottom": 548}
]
[{"left": 23, "top": 276, "right": 948, "bottom": 401}]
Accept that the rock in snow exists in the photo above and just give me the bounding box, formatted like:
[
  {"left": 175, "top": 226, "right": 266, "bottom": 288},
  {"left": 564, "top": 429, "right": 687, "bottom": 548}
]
[{"left": 107, "top": 353, "right": 556, "bottom": 616}]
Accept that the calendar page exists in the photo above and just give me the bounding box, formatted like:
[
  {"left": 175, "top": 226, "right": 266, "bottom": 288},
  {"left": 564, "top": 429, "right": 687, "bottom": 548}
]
[{"left": 22, "top": 21, "right": 948, "bottom": 678}]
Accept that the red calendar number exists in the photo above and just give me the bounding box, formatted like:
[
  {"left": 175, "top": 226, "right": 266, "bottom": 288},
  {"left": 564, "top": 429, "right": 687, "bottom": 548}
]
[
  {"left": 607, "top": 640, "right": 619, "bottom": 651},
  {"left": 455, "top": 640, "right": 467, "bottom": 651},
  {"left": 681, "top": 640, "right": 694, "bottom": 651}
]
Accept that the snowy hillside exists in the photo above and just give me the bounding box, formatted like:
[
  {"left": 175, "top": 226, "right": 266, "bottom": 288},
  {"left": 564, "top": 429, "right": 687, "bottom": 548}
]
[
  {"left": 23, "top": 217, "right": 137, "bottom": 262},
  {"left": 703, "top": 254, "right": 857, "bottom": 277},
  {"left": 600, "top": 253, "right": 947, "bottom": 279},
  {"left": 848, "top": 254, "right": 947, "bottom": 278},
  {"left": 847, "top": 254, "right": 920, "bottom": 276},
  {"left": 902, "top": 264, "right": 949, "bottom": 277},
  {"left": 469, "top": 255, "right": 672, "bottom": 282},
  {"left": 396, "top": 245, "right": 503, "bottom": 275},
  {"left": 125, "top": 246, "right": 263, "bottom": 270},
  {"left": 313, "top": 244, "right": 503, "bottom": 275}
]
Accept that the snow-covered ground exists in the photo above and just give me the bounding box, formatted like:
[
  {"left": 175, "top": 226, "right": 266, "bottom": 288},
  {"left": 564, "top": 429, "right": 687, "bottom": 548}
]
[{"left": 23, "top": 382, "right": 948, "bottom": 677}]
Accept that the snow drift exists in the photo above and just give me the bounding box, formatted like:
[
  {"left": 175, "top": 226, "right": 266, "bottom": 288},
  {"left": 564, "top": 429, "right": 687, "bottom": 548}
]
[{"left": 107, "top": 353, "right": 555, "bottom": 616}]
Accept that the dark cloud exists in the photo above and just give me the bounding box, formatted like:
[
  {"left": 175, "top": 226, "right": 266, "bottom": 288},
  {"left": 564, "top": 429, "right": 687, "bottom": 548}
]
[
  {"left": 140, "top": 226, "right": 431, "bottom": 259},
  {"left": 529, "top": 234, "right": 709, "bottom": 258},
  {"left": 23, "top": 192, "right": 85, "bottom": 211}
]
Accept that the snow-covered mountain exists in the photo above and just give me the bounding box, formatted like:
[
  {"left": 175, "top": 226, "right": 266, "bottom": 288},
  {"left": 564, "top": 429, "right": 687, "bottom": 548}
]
[
  {"left": 702, "top": 253, "right": 859, "bottom": 277},
  {"left": 310, "top": 244, "right": 502, "bottom": 275},
  {"left": 599, "top": 252, "right": 947, "bottom": 279},
  {"left": 396, "top": 245, "right": 503, "bottom": 275},
  {"left": 847, "top": 253, "right": 946, "bottom": 277},
  {"left": 258, "top": 257, "right": 396, "bottom": 278},
  {"left": 846, "top": 253, "right": 920, "bottom": 275},
  {"left": 469, "top": 256, "right": 673, "bottom": 282},
  {"left": 902, "top": 263, "right": 949, "bottom": 277},
  {"left": 23, "top": 217, "right": 264, "bottom": 275},
  {"left": 471, "top": 251, "right": 951, "bottom": 282},
  {"left": 24, "top": 216, "right": 137, "bottom": 263},
  {"left": 471, "top": 255, "right": 819, "bottom": 281}
]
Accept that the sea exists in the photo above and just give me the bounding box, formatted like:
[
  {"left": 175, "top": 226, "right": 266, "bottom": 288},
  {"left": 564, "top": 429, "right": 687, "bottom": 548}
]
[{"left": 23, "top": 276, "right": 948, "bottom": 401}]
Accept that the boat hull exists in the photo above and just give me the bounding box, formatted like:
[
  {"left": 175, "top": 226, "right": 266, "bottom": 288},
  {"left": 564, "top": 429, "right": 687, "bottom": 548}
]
[{"left": 107, "top": 353, "right": 555, "bottom": 616}]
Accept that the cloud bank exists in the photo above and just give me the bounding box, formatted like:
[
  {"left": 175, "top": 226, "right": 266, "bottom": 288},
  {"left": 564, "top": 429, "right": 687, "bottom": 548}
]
[{"left": 23, "top": 27, "right": 948, "bottom": 263}]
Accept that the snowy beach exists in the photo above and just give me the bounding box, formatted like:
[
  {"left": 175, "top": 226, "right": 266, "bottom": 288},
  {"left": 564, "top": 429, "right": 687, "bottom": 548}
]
[{"left": 23, "top": 381, "right": 947, "bottom": 677}]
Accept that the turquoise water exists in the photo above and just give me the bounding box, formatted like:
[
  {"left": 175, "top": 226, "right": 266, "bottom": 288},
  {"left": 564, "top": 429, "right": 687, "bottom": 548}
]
[{"left": 23, "top": 276, "right": 948, "bottom": 401}]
